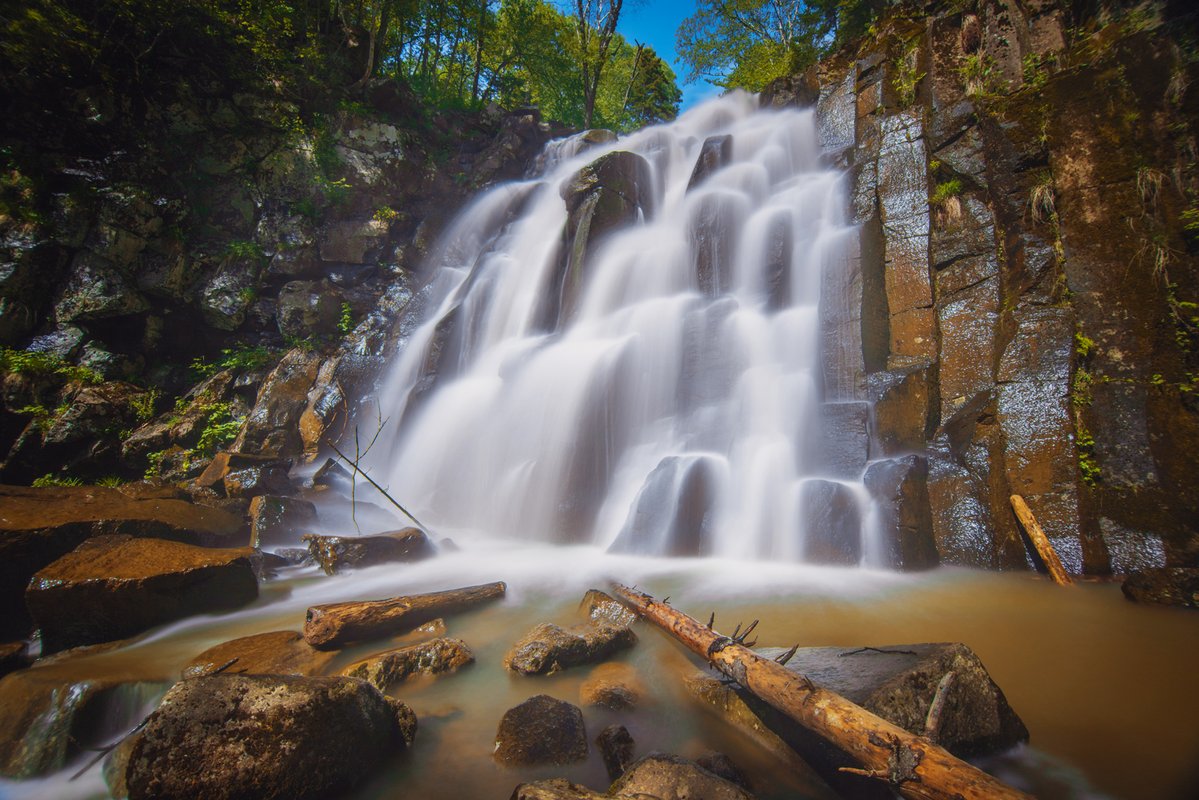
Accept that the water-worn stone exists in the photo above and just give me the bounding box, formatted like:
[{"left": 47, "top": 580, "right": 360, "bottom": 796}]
[
  {"left": 609, "top": 753, "right": 756, "bottom": 800},
  {"left": 1121, "top": 568, "right": 1199, "bottom": 609},
  {"left": 222, "top": 461, "right": 295, "bottom": 498},
  {"left": 579, "top": 662, "right": 645, "bottom": 710},
  {"left": 342, "top": 636, "right": 474, "bottom": 689},
  {"left": 510, "top": 779, "right": 607, "bottom": 800},
  {"left": 493, "top": 694, "right": 587, "bottom": 767},
  {"left": 26, "top": 535, "right": 258, "bottom": 654},
  {"left": 121, "top": 674, "right": 415, "bottom": 800},
  {"left": 864, "top": 456, "right": 938, "bottom": 570},
  {"left": 799, "top": 479, "right": 861, "bottom": 565},
  {"left": 610, "top": 455, "right": 719, "bottom": 556},
  {"left": 0, "top": 485, "right": 244, "bottom": 639},
  {"left": 303, "top": 527, "right": 434, "bottom": 575},
  {"left": 687, "top": 134, "right": 733, "bottom": 190},
  {"left": 596, "top": 723, "right": 635, "bottom": 781},
  {"left": 249, "top": 495, "right": 318, "bottom": 548},
  {"left": 505, "top": 622, "right": 637, "bottom": 675},
  {"left": 579, "top": 589, "right": 637, "bottom": 628},
  {"left": 181, "top": 630, "right": 337, "bottom": 678}
]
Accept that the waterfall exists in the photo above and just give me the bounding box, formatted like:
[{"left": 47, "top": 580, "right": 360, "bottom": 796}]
[{"left": 361, "top": 91, "right": 880, "bottom": 565}]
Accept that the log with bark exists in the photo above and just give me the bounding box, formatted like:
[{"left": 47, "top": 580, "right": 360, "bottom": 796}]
[
  {"left": 610, "top": 584, "right": 1033, "bottom": 800},
  {"left": 304, "top": 581, "right": 506, "bottom": 649},
  {"left": 1010, "top": 494, "right": 1073, "bottom": 586}
]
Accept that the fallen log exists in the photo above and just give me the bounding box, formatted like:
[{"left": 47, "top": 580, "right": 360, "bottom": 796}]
[
  {"left": 610, "top": 584, "right": 1033, "bottom": 800},
  {"left": 1010, "top": 495, "right": 1073, "bottom": 585},
  {"left": 304, "top": 581, "right": 506, "bottom": 649}
]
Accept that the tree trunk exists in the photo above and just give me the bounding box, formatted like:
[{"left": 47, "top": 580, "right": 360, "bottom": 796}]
[
  {"left": 304, "top": 581, "right": 506, "bottom": 649},
  {"left": 609, "top": 584, "right": 1033, "bottom": 800}
]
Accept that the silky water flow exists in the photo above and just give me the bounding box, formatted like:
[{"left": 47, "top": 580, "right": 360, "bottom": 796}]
[{"left": 361, "top": 91, "right": 881, "bottom": 565}]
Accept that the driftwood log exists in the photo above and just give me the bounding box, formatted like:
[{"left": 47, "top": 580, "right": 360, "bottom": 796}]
[
  {"left": 1010, "top": 495, "right": 1073, "bottom": 586},
  {"left": 610, "top": 584, "right": 1033, "bottom": 800},
  {"left": 304, "top": 581, "right": 506, "bottom": 649}
]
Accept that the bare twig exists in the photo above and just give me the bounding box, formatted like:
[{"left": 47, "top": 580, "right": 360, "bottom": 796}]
[
  {"left": 923, "top": 672, "right": 956, "bottom": 741},
  {"left": 324, "top": 435, "right": 429, "bottom": 531},
  {"left": 839, "top": 646, "right": 917, "bottom": 657}
]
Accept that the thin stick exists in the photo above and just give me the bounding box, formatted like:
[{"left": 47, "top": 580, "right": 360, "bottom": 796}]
[
  {"left": 923, "top": 672, "right": 955, "bottom": 741},
  {"left": 324, "top": 437, "right": 429, "bottom": 531}
]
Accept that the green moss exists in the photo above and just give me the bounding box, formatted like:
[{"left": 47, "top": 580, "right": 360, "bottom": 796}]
[
  {"left": 1072, "top": 368, "right": 1093, "bottom": 408},
  {"left": 1074, "top": 331, "right": 1095, "bottom": 359},
  {"left": 892, "top": 40, "right": 925, "bottom": 108},
  {"left": 338, "top": 302, "right": 355, "bottom": 334},
  {"left": 929, "top": 179, "right": 963, "bottom": 205}
]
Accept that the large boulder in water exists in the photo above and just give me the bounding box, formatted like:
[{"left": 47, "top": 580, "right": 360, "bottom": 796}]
[
  {"left": 505, "top": 621, "right": 636, "bottom": 675},
  {"left": 120, "top": 674, "right": 415, "bottom": 800},
  {"left": 609, "top": 455, "right": 719, "bottom": 556},
  {"left": 493, "top": 694, "right": 588, "bottom": 767},
  {"left": 341, "top": 637, "right": 474, "bottom": 690},
  {"left": 25, "top": 534, "right": 258, "bottom": 653},
  {"left": 303, "top": 527, "right": 434, "bottom": 575},
  {"left": 541, "top": 150, "right": 654, "bottom": 328}
]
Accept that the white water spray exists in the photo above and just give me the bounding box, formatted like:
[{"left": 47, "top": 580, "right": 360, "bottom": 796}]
[{"left": 361, "top": 92, "right": 880, "bottom": 565}]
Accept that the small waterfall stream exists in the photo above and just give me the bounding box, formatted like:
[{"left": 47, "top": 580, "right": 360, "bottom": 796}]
[{"left": 363, "top": 92, "right": 880, "bottom": 564}]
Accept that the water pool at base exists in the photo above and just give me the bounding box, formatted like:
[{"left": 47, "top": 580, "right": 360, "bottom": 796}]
[{"left": 5, "top": 546, "right": 1197, "bottom": 800}]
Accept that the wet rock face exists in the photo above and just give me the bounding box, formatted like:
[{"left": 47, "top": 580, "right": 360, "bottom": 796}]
[
  {"left": 609, "top": 753, "right": 756, "bottom": 800},
  {"left": 122, "top": 674, "right": 415, "bottom": 800},
  {"left": 800, "top": 480, "right": 861, "bottom": 565},
  {"left": 493, "top": 695, "right": 588, "bottom": 767},
  {"left": 864, "top": 456, "right": 938, "bottom": 570},
  {"left": 610, "top": 455, "right": 719, "bottom": 556},
  {"left": 579, "top": 589, "right": 637, "bottom": 628},
  {"left": 1121, "top": 568, "right": 1199, "bottom": 610},
  {"left": 687, "top": 134, "right": 733, "bottom": 190},
  {"left": 248, "top": 494, "right": 318, "bottom": 548},
  {"left": 596, "top": 724, "right": 635, "bottom": 781},
  {"left": 341, "top": 637, "right": 474, "bottom": 690},
  {"left": 182, "top": 630, "right": 337, "bottom": 678},
  {"left": 303, "top": 527, "right": 435, "bottom": 575},
  {"left": 26, "top": 534, "right": 259, "bottom": 654},
  {"left": 505, "top": 622, "right": 637, "bottom": 676},
  {"left": 233, "top": 347, "right": 322, "bottom": 459}
]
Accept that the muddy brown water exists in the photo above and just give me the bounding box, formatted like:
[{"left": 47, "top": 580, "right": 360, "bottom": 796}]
[{"left": 2, "top": 547, "right": 1197, "bottom": 800}]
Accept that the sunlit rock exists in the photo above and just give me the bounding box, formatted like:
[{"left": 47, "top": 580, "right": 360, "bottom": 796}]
[
  {"left": 341, "top": 636, "right": 474, "bottom": 690},
  {"left": 182, "top": 630, "right": 336, "bottom": 679},
  {"left": 505, "top": 622, "right": 636, "bottom": 676}
]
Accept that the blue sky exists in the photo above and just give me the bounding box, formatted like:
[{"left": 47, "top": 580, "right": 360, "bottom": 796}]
[{"left": 617, "top": 0, "right": 724, "bottom": 110}]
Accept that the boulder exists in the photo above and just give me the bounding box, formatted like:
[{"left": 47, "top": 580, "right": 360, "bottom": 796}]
[
  {"left": 596, "top": 723, "right": 635, "bottom": 781},
  {"left": 120, "top": 674, "right": 415, "bottom": 800},
  {"left": 182, "top": 630, "right": 337, "bottom": 678},
  {"left": 341, "top": 637, "right": 474, "bottom": 690},
  {"left": 122, "top": 370, "right": 237, "bottom": 462},
  {"left": 249, "top": 495, "right": 318, "bottom": 548},
  {"left": 303, "top": 527, "right": 434, "bottom": 575},
  {"left": 579, "top": 662, "right": 645, "bottom": 710},
  {"left": 687, "top": 134, "right": 733, "bottom": 190},
  {"left": 0, "top": 485, "right": 244, "bottom": 639},
  {"left": 276, "top": 280, "right": 343, "bottom": 339},
  {"left": 505, "top": 622, "right": 636, "bottom": 676},
  {"left": 609, "top": 753, "right": 756, "bottom": 800},
  {"left": 193, "top": 449, "right": 276, "bottom": 489},
  {"left": 1121, "top": 568, "right": 1199, "bottom": 609},
  {"left": 579, "top": 589, "right": 637, "bottom": 628},
  {"left": 222, "top": 461, "right": 295, "bottom": 498},
  {"left": 690, "top": 643, "right": 1027, "bottom": 761},
  {"left": 510, "top": 779, "right": 606, "bottom": 800},
  {"left": 233, "top": 347, "right": 322, "bottom": 459},
  {"left": 493, "top": 695, "right": 588, "bottom": 767},
  {"left": 26, "top": 535, "right": 259, "bottom": 653}
]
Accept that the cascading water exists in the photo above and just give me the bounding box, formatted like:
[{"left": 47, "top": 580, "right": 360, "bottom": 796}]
[{"left": 361, "top": 91, "right": 881, "bottom": 565}]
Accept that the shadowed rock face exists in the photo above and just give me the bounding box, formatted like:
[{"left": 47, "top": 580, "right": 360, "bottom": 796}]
[
  {"left": 121, "top": 674, "right": 415, "bottom": 800},
  {"left": 493, "top": 695, "right": 587, "bottom": 767},
  {"left": 25, "top": 534, "right": 258, "bottom": 654},
  {"left": 1121, "top": 568, "right": 1199, "bottom": 609}
]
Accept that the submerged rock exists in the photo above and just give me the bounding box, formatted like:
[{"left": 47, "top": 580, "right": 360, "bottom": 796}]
[
  {"left": 303, "top": 527, "right": 434, "bottom": 575},
  {"left": 578, "top": 589, "right": 637, "bottom": 628},
  {"left": 609, "top": 753, "right": 756, "bottom": 800},
  {"left": 494, "top": 694, "right": 587, "bottom": 767},
  {"left": 341, "top": 637, "right": 474, "bottom": 690},
  {"left": 579, "top": 662, "right": 645, "bottom": 710},
  {"left": 182, "top": 630, "right": 337, "bottom": 678},
  {"left": 505, "top": 622, "right": 636, "bottom": 675},
  {"left": 596, "top": 724, "right": 635, "bottom": 781},
  {"left": 510, "top": 778, "right": 607, "bottom": 800},
  {"left": 26, "top": 534, "right": 258, "bottom": 653},
  {"left": 1121, "top": 568, "right": 1199, "bottom": 609},
  {"left": 121, "top": 674, "right": 415, "bottom": 800}
]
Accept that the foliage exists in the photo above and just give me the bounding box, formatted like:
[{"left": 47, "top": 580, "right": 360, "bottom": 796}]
[
  {"left": 929, "top": 179, "right": 962, "bottom": 205},
  {"left": 195, "top": 402, "right": 242, "bottom": 452},
  {"left": 1075, "top": 425, "right": 1101, "bottom": 486},
  {"left": 1030, "top": 172, "right": 1056, "bottom": 224},
  {"left": 224, "top": 240, "right": 266, "bottom": 261},
  {"left": 1074, "top": 331, "right": 1095, "bottom": 360},
  {"left": 130, "top": 388, "right": 161, "bottom": 422},
  {"left": 0, "top": 347, "right": 102, "bottom": 385},
  {"left": 339, "top": 302, "right": 356, "bottom": 334},
  {"left": 96, "top": 475, "right": 126, "bottom": 487},
  {"left": 190, "top": 344, "right": 276, "bottom": 379},
  {"left": 32, "top": 473, "right": 83, "bottom": 487},
  {"left": 892, "top": 40, "right": 924, "bottom": 108}
]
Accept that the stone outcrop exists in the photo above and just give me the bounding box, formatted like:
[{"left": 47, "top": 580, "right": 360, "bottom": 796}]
[
  {"left": 1121, "top": 567, "right": 1199, "bottom": 609},
  {"left": 341, "top": 637, "right": 474, "bottom": 689},
  {"left": 505, "top": 621, "right": 637, "bottom": 676},
  {"left": 118, "top": 674, "right": 415, "bottom": 800},
  {"left": 248, "top": 494, "right": 318, "bottom": 548},
  {"left": 0, "top": 486, "right": 244, "bottom": 639},
  {"left": 303, "top": 527, "right": 434, "bottom": 574},
  {"left": 182, "top": 630, "right": 337, "bottom": 678},
  {"left": 493, "top": 694, "right": 588, "bottom": 767},
  {"left": 25, "top": 534, "right": 259, "bottom": 653}
]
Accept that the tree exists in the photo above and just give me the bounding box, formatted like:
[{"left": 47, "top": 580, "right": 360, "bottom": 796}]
[
  {"left": 675, "top": 0, "right": 840, "bottom": 91},
  {"left": 570, "top": 0, "right": 624, "bottom": 128}
]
